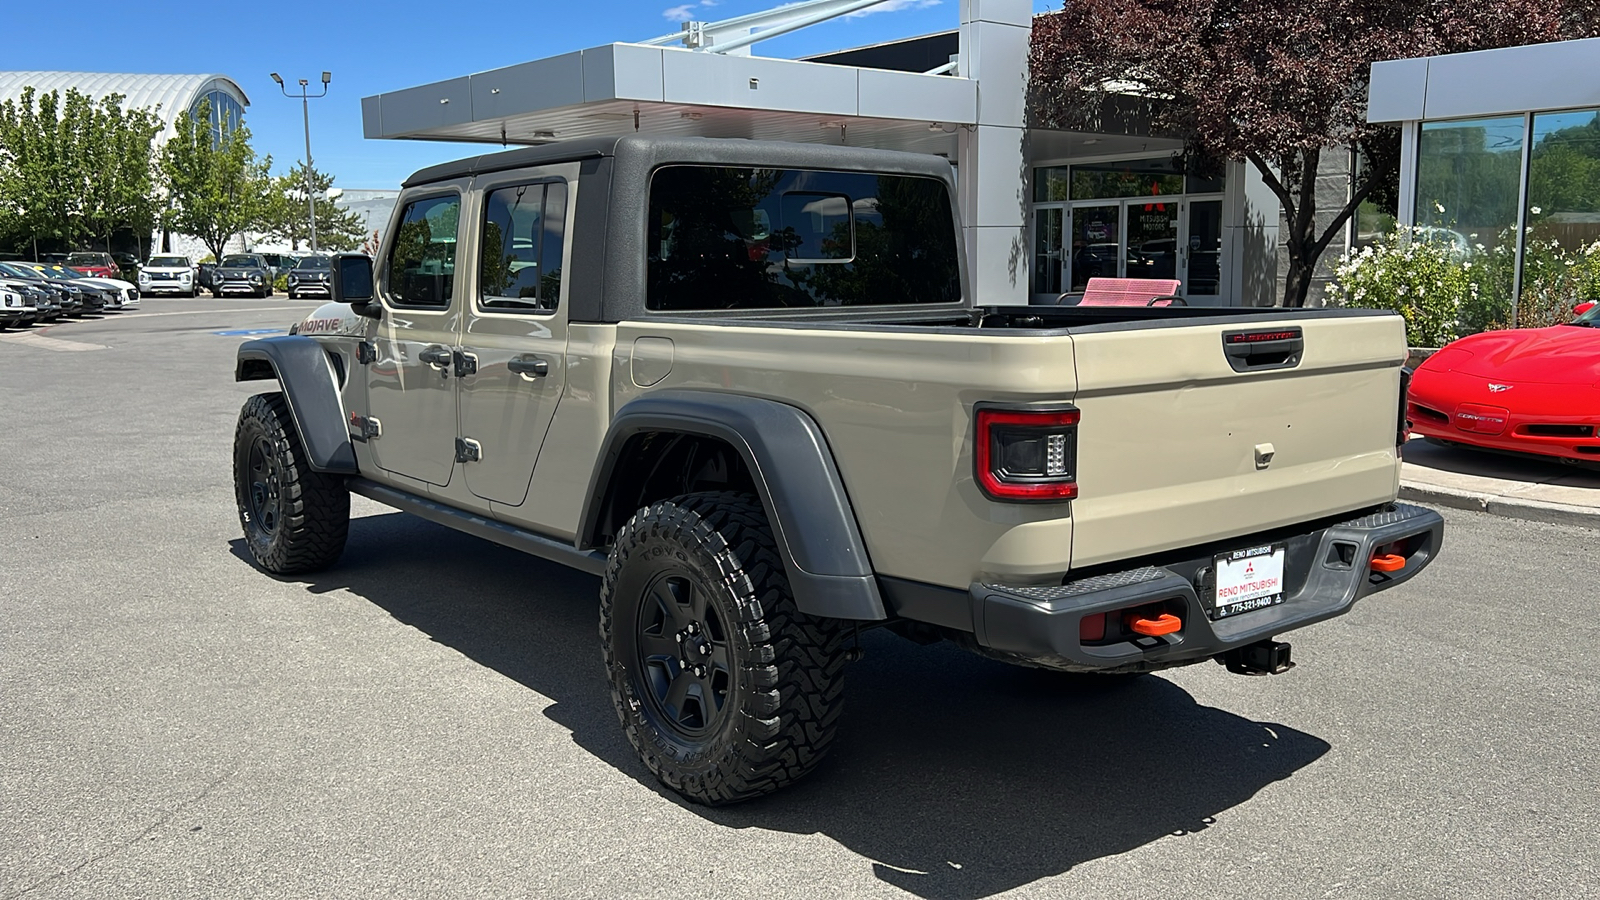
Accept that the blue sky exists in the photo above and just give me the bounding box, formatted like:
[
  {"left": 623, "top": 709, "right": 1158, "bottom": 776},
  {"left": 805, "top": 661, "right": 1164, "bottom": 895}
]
[{"left": 5, "top": 1, "right": 1056, "bottom": 189}]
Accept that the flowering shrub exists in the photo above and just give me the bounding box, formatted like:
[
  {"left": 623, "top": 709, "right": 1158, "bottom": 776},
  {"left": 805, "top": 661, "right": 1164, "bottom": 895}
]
[
  {"left": 1332, "top": 226, "right": 1475, "bottom": 347},
  {"left": 1514, "top": 236, "right": 1600, "bottom": 328},
  {"left": 1334, "top": 208, "right": 1600, "bottom": 344}
]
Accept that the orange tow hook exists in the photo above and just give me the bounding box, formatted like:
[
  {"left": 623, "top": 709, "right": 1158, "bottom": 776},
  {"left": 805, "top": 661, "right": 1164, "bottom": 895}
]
[
  {"left": 1127, "top": 612, "right": 1182, "bottom": 637},
  {"left": 1370, "top": 554, "right": 1406, "bottom": 573}
]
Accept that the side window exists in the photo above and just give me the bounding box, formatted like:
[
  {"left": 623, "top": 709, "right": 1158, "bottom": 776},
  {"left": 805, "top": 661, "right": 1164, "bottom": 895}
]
[
  {"left": 479, "top": 181, "right": 568, "bottom": 312},
  {"left": 385, "top": 194, "right": 460, "bottom": 308}
]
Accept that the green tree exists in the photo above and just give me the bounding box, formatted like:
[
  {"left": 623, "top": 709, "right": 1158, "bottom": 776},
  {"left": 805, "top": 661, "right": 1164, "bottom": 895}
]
[
  {"left": 160, "top": 100, "right": 271, "bottom": 264},
  {"left": 88, "top": 95, "right": 162, "bottom": 254},
  {"left": 0, "top": 87, "right": 88, "bottom": 254},
  {"left": 260, "top": 161, "right": 368, "bottom": 252},
  {"left": 0, "top": 87, "right": 163, "bottom": 256}
]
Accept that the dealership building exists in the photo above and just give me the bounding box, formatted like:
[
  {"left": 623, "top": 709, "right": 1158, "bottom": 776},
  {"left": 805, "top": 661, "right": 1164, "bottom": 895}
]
[
  {"left": 360, "top": 0, "right": 1292, "bottom": 307},
  {"left": 1369, "top": 35, "right": 1600, "bottom": 322}
]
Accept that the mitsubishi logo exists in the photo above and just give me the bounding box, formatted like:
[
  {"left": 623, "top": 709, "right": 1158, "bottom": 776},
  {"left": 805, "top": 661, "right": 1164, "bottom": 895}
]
[{"left": 1488, "top": 383, "right": 1513, "bottom": 393}]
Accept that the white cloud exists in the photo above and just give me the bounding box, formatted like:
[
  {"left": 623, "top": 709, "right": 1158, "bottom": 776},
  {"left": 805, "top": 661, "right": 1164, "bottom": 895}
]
[
  {"left": 846, "top": 0, "right": 941, "bottom": 17},
  {"left": 663, "top": 4, "right": 696, "bottom": 21}
]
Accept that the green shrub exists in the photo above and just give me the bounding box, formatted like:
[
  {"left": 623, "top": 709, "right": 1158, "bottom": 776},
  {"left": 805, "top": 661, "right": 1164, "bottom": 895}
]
[
  {"left": 1332, "top": 228, "right": 1474, "bottom": 347},
  {"left": 274, "top": 273, "right": 289, "bottom": 293}
]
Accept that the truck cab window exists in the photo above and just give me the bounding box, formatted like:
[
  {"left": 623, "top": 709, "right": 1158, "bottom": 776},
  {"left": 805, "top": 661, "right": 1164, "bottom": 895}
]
[
  {"left": 646, "top": 166, "right": 961, "bottom": 311},
  {"left": 386, "top": 194, "right": 460, "bottom": 308},
  {"left": 480, "top": 181, "right": 567, "bottom": 312}
]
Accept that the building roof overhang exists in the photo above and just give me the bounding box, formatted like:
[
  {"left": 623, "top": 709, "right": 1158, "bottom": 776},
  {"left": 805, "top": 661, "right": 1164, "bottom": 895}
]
[
  {"left": 1369, "top": 36, "right": 1600, "bottom": 123},
  {"left": 360, "top": 42, "right": 975, "bottom": 155}
]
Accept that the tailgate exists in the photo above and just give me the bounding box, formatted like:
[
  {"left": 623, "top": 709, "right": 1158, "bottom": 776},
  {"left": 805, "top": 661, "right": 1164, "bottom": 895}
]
[{"left": 1067, "top": 312, "right": 1404, "bottom": 568}]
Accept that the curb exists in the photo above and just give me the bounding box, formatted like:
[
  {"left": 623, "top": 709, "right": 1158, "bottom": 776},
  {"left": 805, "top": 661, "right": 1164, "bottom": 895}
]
[{"left": 1400, "top": 481, "right": 1600, "bottom": 530}]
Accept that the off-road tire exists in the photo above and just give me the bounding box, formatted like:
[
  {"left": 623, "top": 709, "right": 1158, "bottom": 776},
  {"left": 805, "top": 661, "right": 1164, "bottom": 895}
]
[
  {"left": 601, "top": 491, "right": 849, "bottom": 805},
  {"left": 233, "top": 392, "right": 349, "bottom": 574}
]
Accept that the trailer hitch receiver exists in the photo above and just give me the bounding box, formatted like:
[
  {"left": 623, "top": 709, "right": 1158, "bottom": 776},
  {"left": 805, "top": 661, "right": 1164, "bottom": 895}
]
[{"left": 1219, "top": 639, "right": 1295, "bottom": 676}]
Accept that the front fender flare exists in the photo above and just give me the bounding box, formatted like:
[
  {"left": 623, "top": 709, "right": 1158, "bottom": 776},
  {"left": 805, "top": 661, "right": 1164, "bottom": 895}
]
[
  {"left": 235, "top": 336, "right": 357, "bottom": 474},
  {"left": 580, "top": 390, "right": 885, "bottom": 621}
]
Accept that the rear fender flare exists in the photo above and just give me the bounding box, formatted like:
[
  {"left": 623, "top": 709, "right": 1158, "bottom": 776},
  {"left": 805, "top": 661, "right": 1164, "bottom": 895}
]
[
  {"left": 580, "top": 390, "right": 885, "bottom": 621},
  {"left": 235, "top": 336, "right": 357, "bottom": 474}
]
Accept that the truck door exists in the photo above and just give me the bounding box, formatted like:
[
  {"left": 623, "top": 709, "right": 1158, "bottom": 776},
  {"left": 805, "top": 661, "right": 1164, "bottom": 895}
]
[
  {"left": 455, "top": 174, "right": 572, "bottom": 508},
  {"left": 365, "top": 184, "right": 468, "bottom": 487}
]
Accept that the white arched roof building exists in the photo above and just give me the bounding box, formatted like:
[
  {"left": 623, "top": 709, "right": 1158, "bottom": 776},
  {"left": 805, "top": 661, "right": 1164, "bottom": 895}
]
[{"left": 0, "top": 71, "right": 249, "bottom": 141}]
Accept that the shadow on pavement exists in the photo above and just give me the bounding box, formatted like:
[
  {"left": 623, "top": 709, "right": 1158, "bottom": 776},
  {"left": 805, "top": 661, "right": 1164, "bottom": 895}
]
[
  {"left": 1402, "top": 436, "right": 1600, "bottom": 485},
  {"left": 233, "top": 511, "right": 1331, "bottom": 899}
]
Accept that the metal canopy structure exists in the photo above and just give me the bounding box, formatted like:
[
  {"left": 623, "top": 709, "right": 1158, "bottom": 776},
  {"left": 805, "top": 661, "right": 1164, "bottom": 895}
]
[
  {"left": 361, "top": 42, "right": 974, "bottom": 154},
  {"left": 360, "top": 0, "right": 975, "bottom": 154},
  {"left": 360, "top": 0, "right": 1040, "bottom": 305}
]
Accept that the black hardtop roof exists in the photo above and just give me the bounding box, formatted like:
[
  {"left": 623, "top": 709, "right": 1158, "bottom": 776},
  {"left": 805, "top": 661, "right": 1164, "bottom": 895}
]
[{"left": 401, "top": 135, "right": 955, "bottom": 189}]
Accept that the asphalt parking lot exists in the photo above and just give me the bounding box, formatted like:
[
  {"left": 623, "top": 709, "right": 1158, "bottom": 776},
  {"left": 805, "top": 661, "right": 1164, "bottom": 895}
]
[{"left": 2, "top": 299, "right": 1597, "bottom": 899}]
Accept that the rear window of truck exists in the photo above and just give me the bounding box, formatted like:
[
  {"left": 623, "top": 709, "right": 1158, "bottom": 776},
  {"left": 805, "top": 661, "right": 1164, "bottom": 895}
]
[{"left": 646, "top": 166, "right": 961, "bottom": 311}]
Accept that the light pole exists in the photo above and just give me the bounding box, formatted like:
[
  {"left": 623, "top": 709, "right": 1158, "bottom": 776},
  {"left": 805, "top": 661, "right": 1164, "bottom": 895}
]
[{"left": 270, "top": 71, "right": 331, "bottom": 253}]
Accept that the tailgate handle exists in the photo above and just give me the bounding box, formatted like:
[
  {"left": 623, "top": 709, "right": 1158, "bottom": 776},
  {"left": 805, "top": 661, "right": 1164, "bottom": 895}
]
[{"left": 1222, "top": 328, "right": 1303, "bottom": 372}]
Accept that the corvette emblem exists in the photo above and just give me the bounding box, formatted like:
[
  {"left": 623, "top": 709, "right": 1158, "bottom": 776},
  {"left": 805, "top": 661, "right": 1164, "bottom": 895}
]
[{"left": 1488, "top": 383, "right": 1513, "bottom": 392}]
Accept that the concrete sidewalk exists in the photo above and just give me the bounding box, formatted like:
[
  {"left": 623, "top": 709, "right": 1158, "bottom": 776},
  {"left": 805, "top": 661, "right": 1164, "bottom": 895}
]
[{"left": 1400, "top": 437, "right": 1600, "bottom": 528}]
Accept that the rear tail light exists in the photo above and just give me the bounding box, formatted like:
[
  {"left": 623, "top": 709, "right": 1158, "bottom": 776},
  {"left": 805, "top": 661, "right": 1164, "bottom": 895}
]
[{"left": 975, "top": 404, "right": 1079, "bottom": 501}]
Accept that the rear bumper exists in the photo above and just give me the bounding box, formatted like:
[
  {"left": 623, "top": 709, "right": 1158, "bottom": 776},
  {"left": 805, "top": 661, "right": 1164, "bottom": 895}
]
[{"left": 932, "top": 504, "right": 1443, "bottom": 672}]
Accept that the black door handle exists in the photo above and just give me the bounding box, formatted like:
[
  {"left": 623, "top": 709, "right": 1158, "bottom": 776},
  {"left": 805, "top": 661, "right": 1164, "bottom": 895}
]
[
  {"left": 419, "top": 345, "right": 453, "bottom": 368},
  {"left": 508, "top": 355, "right": 549, "bottom": 378}
]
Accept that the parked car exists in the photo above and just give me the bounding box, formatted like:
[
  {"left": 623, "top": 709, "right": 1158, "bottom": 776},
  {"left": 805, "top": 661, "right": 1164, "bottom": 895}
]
[
  {"left": 27, "top": 263, "right": 134, "bottom": 311},
  {"left": 1407, "top": 303, "right": 1600, "bottom": 466},
  {"left": 235, "top": 136, "right": 1445, "bottom": 806},
  {"left": 285, "top": 255, "right": 332, "bottom": 299},
  {"left": 66, "top": 251, "right": 121, "bottom": 279},
  {"left": 0, "top": 278, "right": 39, "bottom": 327},
  {"left": 0, "top": 263, "right": 74, "bottom": 318},
  {"left": 212, "top": 254, "right": 273, "bottom": 297},
  {"left": 38, "top": 252, "right": 69, "bottom": 265},
  {"left": 197, "top": 262, "right": 217, "bottom": 292},
  {"left": 139, "top": 255, "right": 198, "bottom": 297}
]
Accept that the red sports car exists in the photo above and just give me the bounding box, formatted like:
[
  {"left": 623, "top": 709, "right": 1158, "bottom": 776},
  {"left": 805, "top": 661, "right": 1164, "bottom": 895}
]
[{"left": 1407, "top": 305, "right": 1600, "bottom": 465}]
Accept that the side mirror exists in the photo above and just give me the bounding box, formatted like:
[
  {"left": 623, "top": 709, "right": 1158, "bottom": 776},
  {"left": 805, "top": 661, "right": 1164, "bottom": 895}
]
[{"left": 331, "top": 252, "right": 380, "bottom": 318}]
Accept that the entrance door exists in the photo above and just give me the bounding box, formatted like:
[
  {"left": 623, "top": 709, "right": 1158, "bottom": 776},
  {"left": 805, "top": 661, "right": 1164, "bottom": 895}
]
[
  {"left": 457, "top": 176, "right": 572, "bottom": 508},
  {"left": 366, "top": 187, "right": 466, "bottom": 487},
  {"left": 1032, "top": 207, "right": 1065, "bottom": 300},
  {"left": 1068, "top": 204, "right": 1120, "bottom": 291},
  {"left": 1183, "top": 199, "right": 1224, "bottom": 303},
  {"left": 1124, "top": 200, "right": 1180, "bottom": 282}
]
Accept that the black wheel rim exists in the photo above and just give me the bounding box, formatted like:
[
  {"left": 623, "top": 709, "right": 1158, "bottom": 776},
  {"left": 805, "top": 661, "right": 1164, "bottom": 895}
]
[
  {"left": 634, "top": 573, "right": 733, "bottom": 740},
  {"left": 245, "top": 435, "right": 283, "bottom": 536}
]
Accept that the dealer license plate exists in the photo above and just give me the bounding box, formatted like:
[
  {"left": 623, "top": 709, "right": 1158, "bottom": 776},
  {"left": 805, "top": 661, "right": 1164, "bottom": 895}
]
[{"left": 1210, "top": 544, "right": 1286, "bottom": 620}]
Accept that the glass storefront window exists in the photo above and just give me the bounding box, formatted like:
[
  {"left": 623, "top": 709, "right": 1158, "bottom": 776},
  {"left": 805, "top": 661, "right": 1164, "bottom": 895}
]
[
  {"left": 1034, "top": 166, "right": 1070, "bottom": 202},
  {"left": 1352, "top": 149, "right": 1398, "bottom": 248},
  {"left": 1068, "top": 157, "right": 1183, "bottom": 202},
  {"left": 1523, "top": 109, "right": 1600, "bottom": 324},
  {"left": 1416, "top": 116, "right": 1524, "bottom": 331},
  {"left": 1034, "top": 158, "right": 1223, "bottom": 203}
]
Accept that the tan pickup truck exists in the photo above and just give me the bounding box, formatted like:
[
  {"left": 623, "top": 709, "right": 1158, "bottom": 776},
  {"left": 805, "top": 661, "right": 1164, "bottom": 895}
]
[{"left": 232, "top": 136, "right": 1443, "bottom": 805}]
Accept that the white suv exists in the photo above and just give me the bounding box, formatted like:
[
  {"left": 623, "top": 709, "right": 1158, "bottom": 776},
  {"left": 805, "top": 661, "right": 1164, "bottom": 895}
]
[{"left": 139, "top": 255, "right": 197, "bottom": 297}]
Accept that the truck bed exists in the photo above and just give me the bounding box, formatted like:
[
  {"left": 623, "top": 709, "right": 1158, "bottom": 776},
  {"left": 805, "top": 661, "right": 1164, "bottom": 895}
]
[{"left": 615, "top": 305, "right": 1406, "bottom": 588}]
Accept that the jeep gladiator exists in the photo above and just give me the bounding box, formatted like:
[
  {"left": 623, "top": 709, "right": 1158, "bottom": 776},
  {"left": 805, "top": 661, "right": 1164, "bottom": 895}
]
[{"left": 233, "top": 136, "right": 1444, "bottom": 804}]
